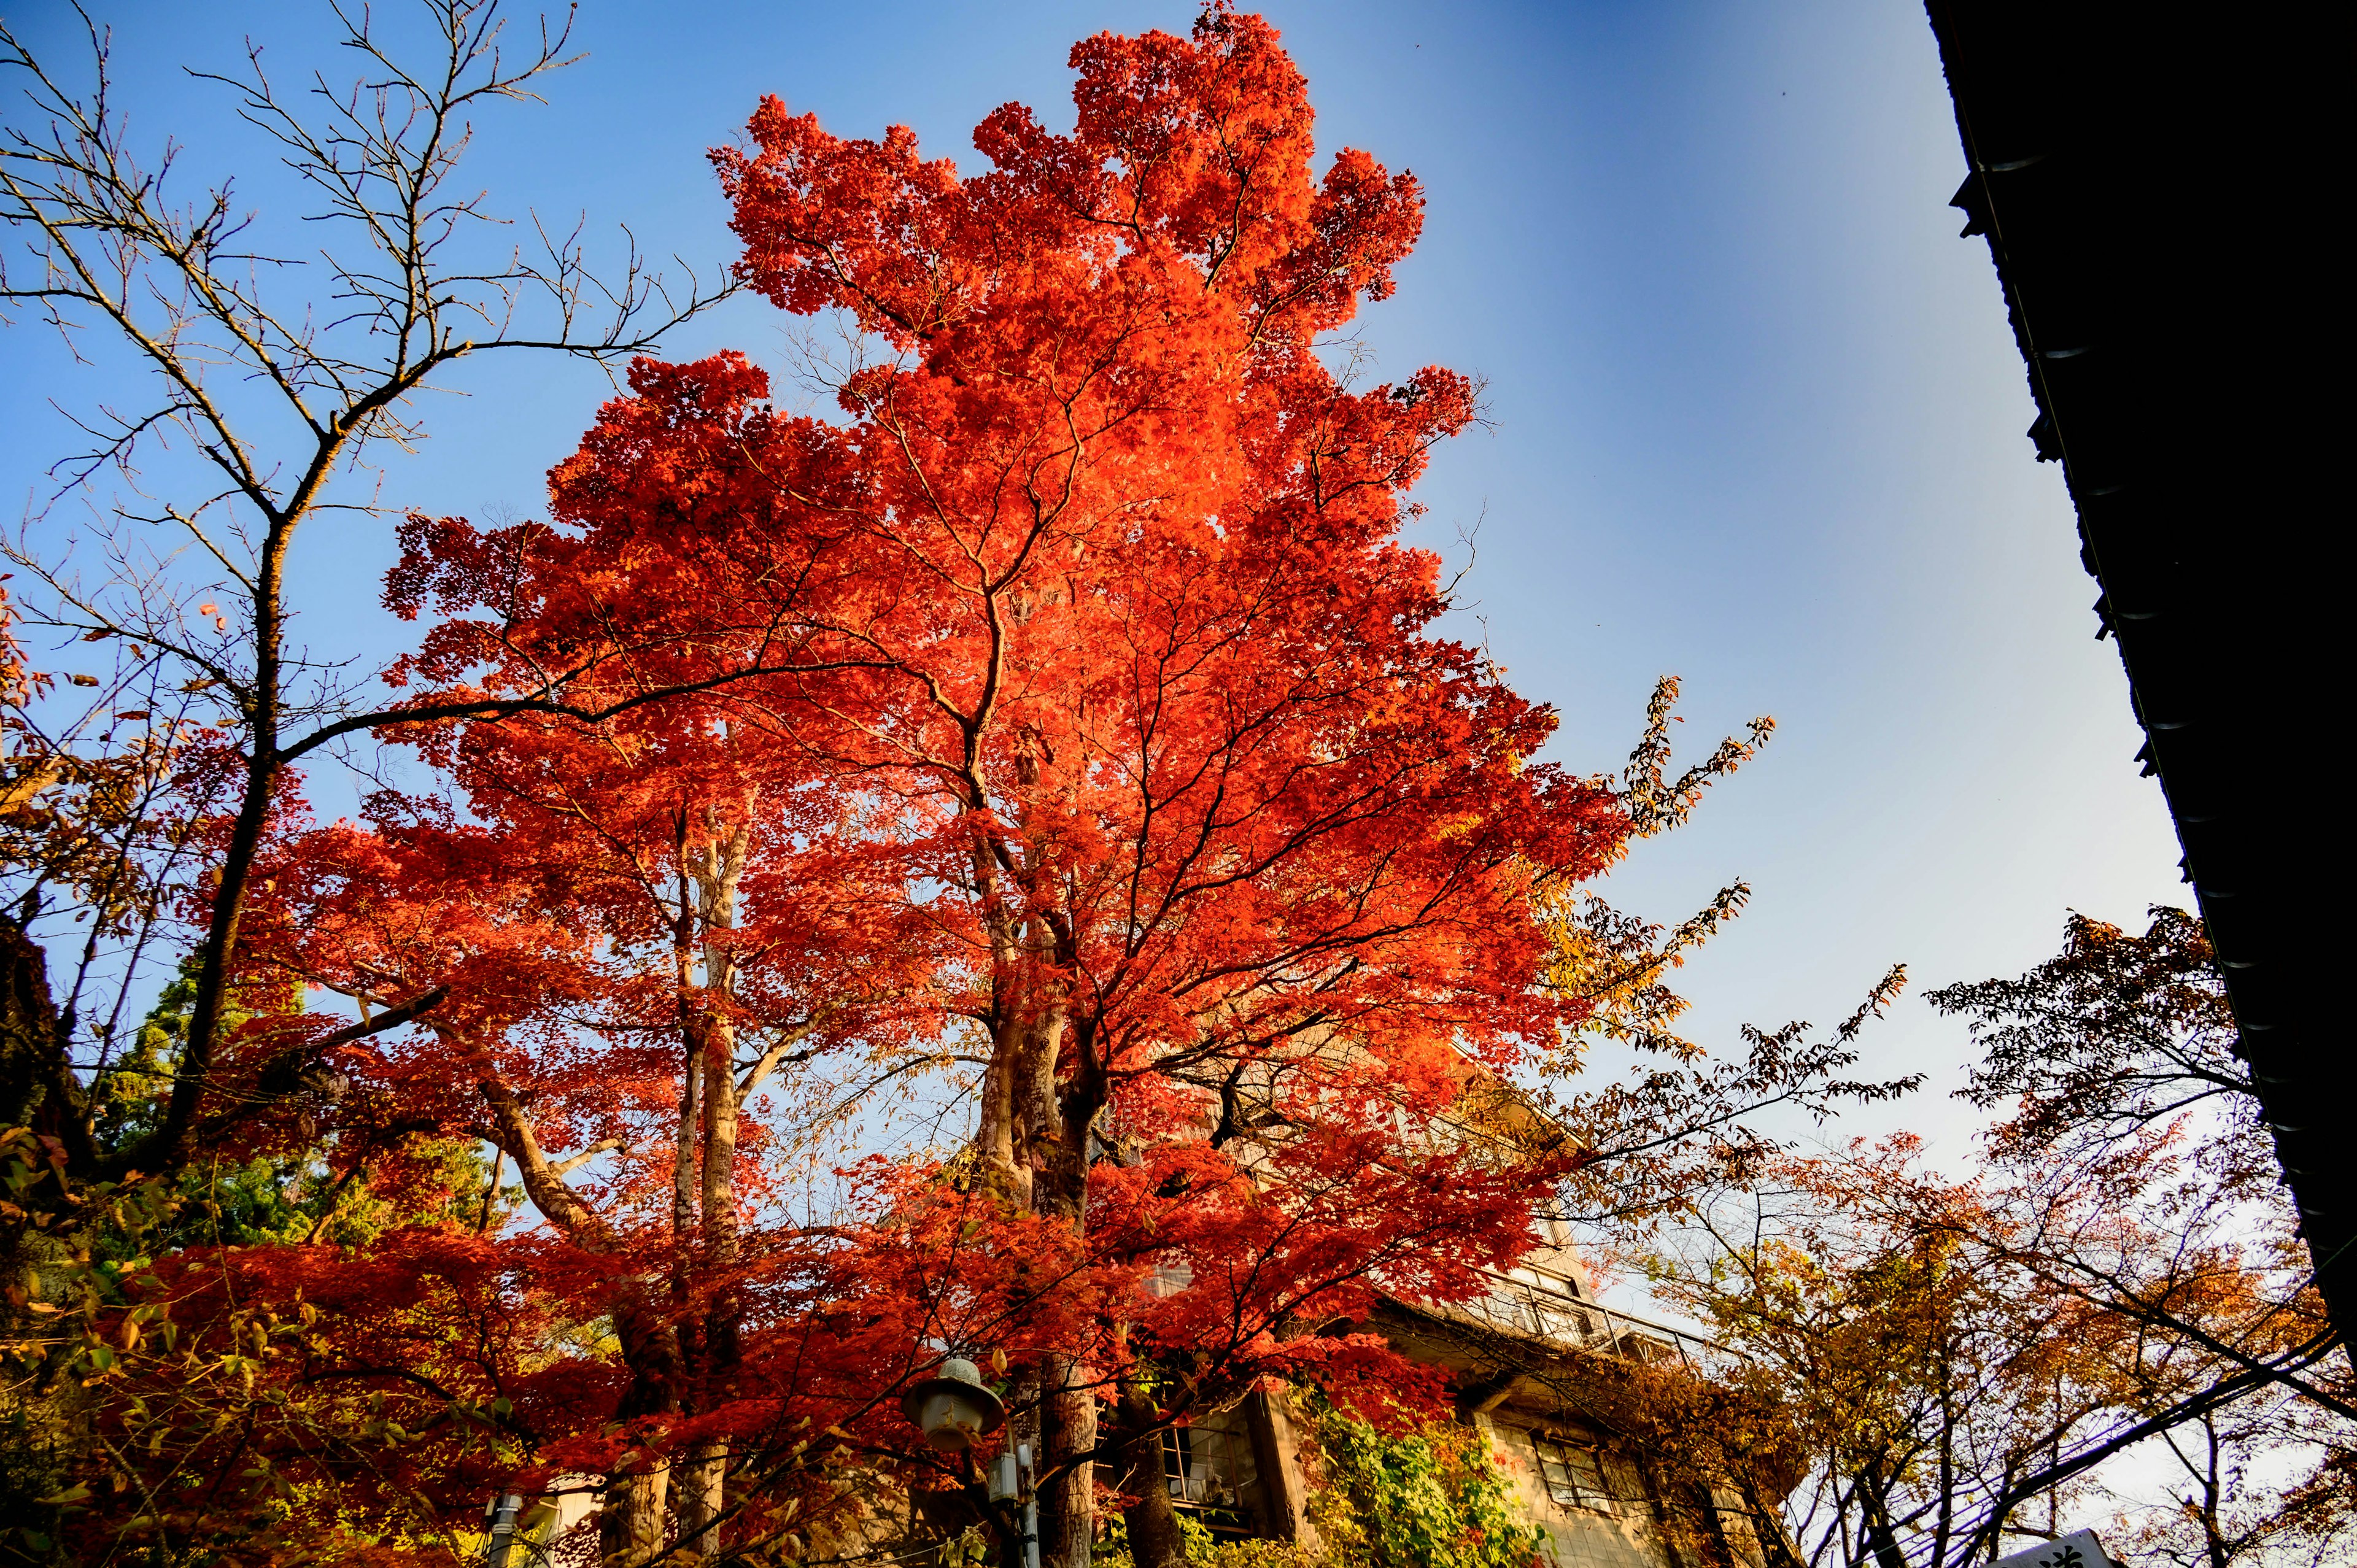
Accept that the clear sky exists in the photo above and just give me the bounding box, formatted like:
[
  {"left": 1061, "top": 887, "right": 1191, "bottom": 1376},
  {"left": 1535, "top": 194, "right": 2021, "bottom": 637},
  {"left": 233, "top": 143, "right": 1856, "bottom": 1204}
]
[{"left": 1, "top": 0, "right": 2185, "bottom": 1155}]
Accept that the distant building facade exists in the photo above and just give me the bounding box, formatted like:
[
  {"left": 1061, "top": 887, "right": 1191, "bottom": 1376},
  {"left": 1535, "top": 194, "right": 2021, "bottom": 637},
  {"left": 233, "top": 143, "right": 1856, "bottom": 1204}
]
[{"left": 1148, "top": 1232, "right": 1783, "bottom": 1568}]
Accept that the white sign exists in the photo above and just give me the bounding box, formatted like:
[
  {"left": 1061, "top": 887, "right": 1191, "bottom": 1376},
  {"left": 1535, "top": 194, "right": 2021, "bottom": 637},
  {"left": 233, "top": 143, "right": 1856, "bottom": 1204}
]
[{"left": 1991, "top": 1531, "right": 2119, "bottom": 1568}]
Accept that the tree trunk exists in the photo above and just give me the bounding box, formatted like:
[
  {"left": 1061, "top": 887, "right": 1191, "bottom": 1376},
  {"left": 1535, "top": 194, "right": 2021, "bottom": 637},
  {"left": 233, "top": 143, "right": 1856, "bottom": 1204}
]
[
  {"left": 1633, "top": 1455, "right": 1697, "bottom": 1568},
  {"left": 676, "top": 1440, "right": 726, "bottom": 1556},
  {"left": 1040, "top": 1349, "right": 1098, "bottom": 1567},
  {"left": 595, "top": 1296, "right": 689, "bottom": 1564},
  {"left": 600, "top": 1459, "right": 671, "bottom": 1567},
  {"left": 967, "top": 827, "right": 1029, "bottom": 1203},
  {"left": 1029, "top": 1022, "right": 1101, "bottom": 1568},
  {"left": 1116, "top": 1371, "right": 1184, "bottom": 1568},
  {"left": 1, "top": 914, "right": 61, "bottom": 1132},
  {"left": 679, "top": 813, "right": 749, "bottom": 1553},
  {"left": 480, "top": 1009, "right": 691, "bottom": 1564},
  {"left": 1734, "top": 1470, "right": 1806, "bottom": 1568},
  {"left": 1859, "top": 1467, "right": 1908, "bottom": 1568},
  {"left": 975, "top": 733, "right": 1099, "bottom": 1564}
]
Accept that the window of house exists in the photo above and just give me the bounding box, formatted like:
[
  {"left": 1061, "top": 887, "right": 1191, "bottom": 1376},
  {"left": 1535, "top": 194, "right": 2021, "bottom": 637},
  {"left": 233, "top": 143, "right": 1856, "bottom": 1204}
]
[
  {"left": 1498, "top": 1269, "right": 1595, "bottom": 1345},
  {"left": 1161, "top": 1408, "right": 1266, "bottom": 1540},
  {"left": 1530, "top": 1434, "right": 1615, "bottom": 1514}
]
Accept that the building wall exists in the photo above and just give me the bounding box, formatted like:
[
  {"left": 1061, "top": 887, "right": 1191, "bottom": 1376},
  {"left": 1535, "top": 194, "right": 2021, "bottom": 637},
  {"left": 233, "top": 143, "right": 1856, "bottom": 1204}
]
[{"left": 1477, "top": 1412, "right": 1681, "bottom": 1568}]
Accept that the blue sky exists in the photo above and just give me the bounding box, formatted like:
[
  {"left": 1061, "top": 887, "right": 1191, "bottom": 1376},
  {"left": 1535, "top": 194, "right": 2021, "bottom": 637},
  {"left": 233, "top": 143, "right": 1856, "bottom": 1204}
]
[{"left": 1, "top": 0, "right": 2184, "bottom": 1154}]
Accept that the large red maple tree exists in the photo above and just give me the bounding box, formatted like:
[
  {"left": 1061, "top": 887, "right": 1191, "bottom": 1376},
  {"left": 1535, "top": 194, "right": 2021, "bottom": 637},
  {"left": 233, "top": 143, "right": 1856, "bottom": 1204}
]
[{"left": 695, "top": 7, "right": 1625, "bottom": 1560}]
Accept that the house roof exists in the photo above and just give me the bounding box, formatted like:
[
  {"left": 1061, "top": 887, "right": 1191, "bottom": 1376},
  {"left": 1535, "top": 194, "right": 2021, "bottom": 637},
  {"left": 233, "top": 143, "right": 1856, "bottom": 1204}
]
[{"left": 1921, "top": 4, "right": 2346, "bottom": 1332}]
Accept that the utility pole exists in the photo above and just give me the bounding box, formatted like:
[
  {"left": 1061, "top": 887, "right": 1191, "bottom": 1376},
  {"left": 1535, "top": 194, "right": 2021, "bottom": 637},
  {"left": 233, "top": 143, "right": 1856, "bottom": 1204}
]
[
  {"left": 989, "top": 1443, "right": 1043, "bottom": 1568},
  {"left": 482, "top": 1491, "right": 525, "bottom": 1568}
]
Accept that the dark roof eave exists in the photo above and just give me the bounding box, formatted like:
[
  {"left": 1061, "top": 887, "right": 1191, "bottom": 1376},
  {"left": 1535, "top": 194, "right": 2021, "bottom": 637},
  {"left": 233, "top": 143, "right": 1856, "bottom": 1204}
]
[{"left": 1921, "top": 1, "right": 2348, "bottom": 1335}]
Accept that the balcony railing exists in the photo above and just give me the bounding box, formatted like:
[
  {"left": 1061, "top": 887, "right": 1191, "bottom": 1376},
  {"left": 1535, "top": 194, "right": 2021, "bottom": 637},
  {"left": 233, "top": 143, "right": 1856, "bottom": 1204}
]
[{"left": 1461, "top": 1270, "right": 1733, "bottom": 1370}]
